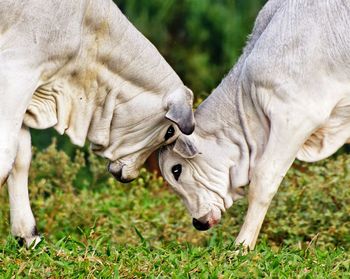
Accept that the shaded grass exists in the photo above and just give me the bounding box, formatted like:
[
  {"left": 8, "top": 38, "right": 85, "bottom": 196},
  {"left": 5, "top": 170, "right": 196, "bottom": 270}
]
[
  {"left": 1, "top": 236, "right": 348, "bottom": 278},
  {"left": 0, "top": 142, "right": 349, "bottom": 277}
]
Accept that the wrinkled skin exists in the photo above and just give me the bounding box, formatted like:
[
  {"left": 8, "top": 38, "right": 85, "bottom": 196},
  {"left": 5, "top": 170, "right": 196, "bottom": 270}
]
[
  {"left": 160, "top": 0, "right": 350, "bottom": 249},
  {"left": 159, "top": 129, "right": 246, "bottom": 229},
  {"left": 0, "top": 0, "right": 194, "bottom": 247},
  {"left": 90, "top": 86, "right": 195, "bottom": 182}
]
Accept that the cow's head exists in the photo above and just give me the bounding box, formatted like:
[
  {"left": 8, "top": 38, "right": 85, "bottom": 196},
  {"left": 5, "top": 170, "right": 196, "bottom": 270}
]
[
  {"left": 91, "top": 86, "right": 195, "bottom": 182},
  {"left": 159, "top": 131, "right": 249, "bottom": 230}
]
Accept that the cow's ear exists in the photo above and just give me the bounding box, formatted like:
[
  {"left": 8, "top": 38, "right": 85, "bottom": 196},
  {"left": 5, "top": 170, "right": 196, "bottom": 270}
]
[
  {"left": 165, "top": 86, "right": 195, "bottom": 135},
  {"left": 173, "top": 135, "right": 199, "bottom": 158}
]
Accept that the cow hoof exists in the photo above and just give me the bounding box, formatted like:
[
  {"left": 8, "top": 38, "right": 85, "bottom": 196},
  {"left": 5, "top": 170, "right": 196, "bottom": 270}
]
[
  {"left": 234, "top": 242, "right": 250, "bottom": 255},
  {"left": 25, "top": 235, "right": 42, "bottom": 249},
  {"left": 14, "top": 226, "right": 42, "bottom": 249},
  {"left": 15, "top": 236, "right": 25, "bottom": 247}
]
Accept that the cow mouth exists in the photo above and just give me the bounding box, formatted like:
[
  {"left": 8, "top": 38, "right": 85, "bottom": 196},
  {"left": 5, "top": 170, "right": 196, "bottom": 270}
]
[
  {"left": 107, "top": 161, "right": 135, "bottom": 183},
  {"left": 91, "top": 143, "right": 105, "bottom": 152}
]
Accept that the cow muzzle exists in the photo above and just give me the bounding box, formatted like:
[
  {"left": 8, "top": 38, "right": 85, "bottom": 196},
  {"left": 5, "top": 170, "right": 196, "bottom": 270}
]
[
  {"left": 192, "top": 209, "right": 221, "bottom": 231},
  {"left": 192, "top": 218, "right": 211, "bottom": 231},
  {"left": 108, "top": 161, "right": 136, "bottom": 183}
]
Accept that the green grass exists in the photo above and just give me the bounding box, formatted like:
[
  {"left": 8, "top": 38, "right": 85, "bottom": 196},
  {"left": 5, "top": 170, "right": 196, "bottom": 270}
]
[{"left": 0, "top": 141, "right": 349, "bottom": 278}]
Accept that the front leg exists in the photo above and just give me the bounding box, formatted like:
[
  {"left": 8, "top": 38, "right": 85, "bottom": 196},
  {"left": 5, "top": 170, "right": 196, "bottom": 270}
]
[
  {"left": 0, "top": 61, "right": 39, "bottom": 185},
  {"left": 235, "top": 114, "right": 316, "bottom": 249},
  {"left": 7, "top": 126, "right": 41, "bottom": 248}
]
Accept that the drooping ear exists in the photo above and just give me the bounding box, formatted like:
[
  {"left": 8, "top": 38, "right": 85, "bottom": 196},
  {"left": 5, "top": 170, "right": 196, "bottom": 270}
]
[
  {"left": 173, "top": 135, "right": 199, "bottom": 158},
  {"left": 164, "top": 86, "right": 195, "bottom": 135}
]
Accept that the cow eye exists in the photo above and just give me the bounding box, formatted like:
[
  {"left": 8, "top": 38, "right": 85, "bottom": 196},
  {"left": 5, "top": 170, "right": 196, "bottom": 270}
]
[
  {"left": 164, "top": 125, "right": 175, "bottom": 141},
  {"left": 171, "top": 164, "right": 182, "bottom": 181}
]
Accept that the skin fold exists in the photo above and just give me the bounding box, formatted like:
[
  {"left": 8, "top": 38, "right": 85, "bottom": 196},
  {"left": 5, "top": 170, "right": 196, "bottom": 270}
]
[
  {"left": 0, "top": 0, "right": 194, "bottom": 247},
  {"left": 159, "top": 0, "right": 350, "bottom": 249}
]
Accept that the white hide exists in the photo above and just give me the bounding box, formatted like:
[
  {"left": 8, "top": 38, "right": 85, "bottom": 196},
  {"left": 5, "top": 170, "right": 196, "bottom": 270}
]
[
  {"left": 0, "top": 0, "right": 194, "bottom": 247},
  {"left": 159, "top": 0, "right": 350, "bottom": 249}
]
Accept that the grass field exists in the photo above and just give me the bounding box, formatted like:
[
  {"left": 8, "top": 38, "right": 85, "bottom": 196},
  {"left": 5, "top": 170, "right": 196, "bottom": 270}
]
[{"left": 0, "top": 141, "right": 349, "bottom": 278}]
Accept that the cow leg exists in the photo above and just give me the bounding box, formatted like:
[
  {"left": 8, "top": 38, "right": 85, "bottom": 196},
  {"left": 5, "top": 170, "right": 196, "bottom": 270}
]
[
  {"left": 235, "top": 114, "right": 316, "bottom": 249},
  {"left": 0, "top": 63, "right": 39, "bottom": 186},
  {"left": 7, "top": 126, "right": 41, "bottom": 248},
  {"left": 0, "top": 60, "right": 40, "bottom": 247},
  {"left": 0, "top": 127, "right": 18, "bottom": 186}
]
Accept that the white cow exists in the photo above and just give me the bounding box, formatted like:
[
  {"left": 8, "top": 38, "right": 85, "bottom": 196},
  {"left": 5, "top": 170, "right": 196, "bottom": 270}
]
[
  {"left": 0, "top": 0, "right": 194, "bottom": 247},
  {"left": 159, "top": 0, "right": 350, "bottom": 249}
]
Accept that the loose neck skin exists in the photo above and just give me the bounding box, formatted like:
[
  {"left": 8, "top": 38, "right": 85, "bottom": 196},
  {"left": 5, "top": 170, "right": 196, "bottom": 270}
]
[
  {"left": 33, "top": 0, "right": 183, "bottom": 146},
  {"left": 82, "top": 0, "right": 183, "bottom": 96},
  {"left": 192, "top": 0, "right": 283, "bottom": 184},
  {"left": 194, "top": 57, "right": 269, "bottom": 187}
]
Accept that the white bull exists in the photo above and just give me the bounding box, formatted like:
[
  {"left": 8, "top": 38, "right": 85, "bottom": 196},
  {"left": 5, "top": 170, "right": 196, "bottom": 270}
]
[
  {"left": 0, "top": 0, "right": 194, "bottom": 247},
  {"left": 159, "top": 0, "right": 350, "bottom": 249}
]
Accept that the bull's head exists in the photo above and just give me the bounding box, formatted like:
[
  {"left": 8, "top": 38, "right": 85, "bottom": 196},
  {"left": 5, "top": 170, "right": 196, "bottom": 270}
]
[
  {"left": 91, "top": 86, "right": 195, "bottom": 182},
  {"left": 159, "top": 131, "right": 249, "bottom": 230}
]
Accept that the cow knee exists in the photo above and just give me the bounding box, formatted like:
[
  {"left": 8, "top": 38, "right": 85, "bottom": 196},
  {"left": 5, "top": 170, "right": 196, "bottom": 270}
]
[
  {"left": 249, "top": 189, "right": 278, "bottom": 208},
  {"left": 248, "top": 179, "right": 279, "bottom": 206}
]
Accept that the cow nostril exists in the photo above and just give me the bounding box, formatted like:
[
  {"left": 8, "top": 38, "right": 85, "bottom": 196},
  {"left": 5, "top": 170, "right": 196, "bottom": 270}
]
[
  {"left": 113, "top": 170, "right": 122, "bottom": 181},
  {"left": 192, "top": 218, "right": 210, "bottom": 231},
  {"left": 108, "top": 162, "right": 121, "bottom": 177}
]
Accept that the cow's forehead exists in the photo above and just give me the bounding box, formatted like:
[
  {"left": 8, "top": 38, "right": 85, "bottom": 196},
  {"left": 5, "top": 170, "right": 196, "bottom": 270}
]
[{"left": 160, "top": 145, "right": 180, "bottom": 162}]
